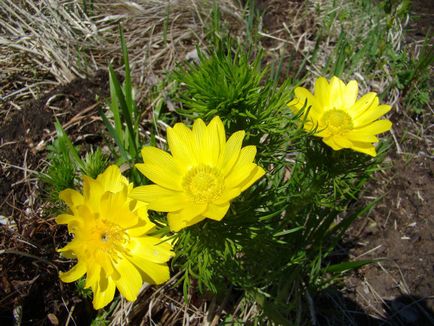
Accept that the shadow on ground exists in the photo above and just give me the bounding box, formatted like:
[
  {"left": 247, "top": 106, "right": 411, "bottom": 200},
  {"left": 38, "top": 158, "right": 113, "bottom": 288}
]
[{"left": 316, "top": 292, "right": 434, "bottom": 326}]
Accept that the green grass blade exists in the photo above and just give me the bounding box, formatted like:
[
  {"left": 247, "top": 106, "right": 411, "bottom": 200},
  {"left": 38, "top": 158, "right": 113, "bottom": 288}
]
[
  {"left": 108, "top": 64, "right": 123, "bottom": 138},
  {"left": 273, "top": 226, "right": 304, "bottom": 237},
  {"left": 98, "top": 107, "right": 129, "bottom": 162},
  {"left": 108, "top": 64, "right": 138, "bottom": 159},
  {"left": 324, "top": 259, "right": 374, "bottom": 274},
  {"left": 119, "top": 25, "right": 136, "bottom": 119}
]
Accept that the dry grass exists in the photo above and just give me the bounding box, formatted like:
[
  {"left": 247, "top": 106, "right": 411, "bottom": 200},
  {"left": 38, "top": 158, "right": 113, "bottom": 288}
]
[{"left": 0, "top": 0, "right": 245, "bottom": 117}]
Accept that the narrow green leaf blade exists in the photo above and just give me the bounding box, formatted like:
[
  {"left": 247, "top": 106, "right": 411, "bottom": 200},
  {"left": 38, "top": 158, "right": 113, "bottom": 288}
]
[{"left": 324, "top": 259, "right": 374, "bottom": 274}]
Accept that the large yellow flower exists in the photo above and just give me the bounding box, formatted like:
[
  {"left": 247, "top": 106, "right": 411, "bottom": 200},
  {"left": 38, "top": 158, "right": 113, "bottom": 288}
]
[
  {"left": 56, "top": 165, "right": 173, "bottom": 309},
  {"left": 130, "top": 116, "right": 265, "bottom": 232},
  {"left": 288, "top": 76, "right": 392, "bottom": 156}
]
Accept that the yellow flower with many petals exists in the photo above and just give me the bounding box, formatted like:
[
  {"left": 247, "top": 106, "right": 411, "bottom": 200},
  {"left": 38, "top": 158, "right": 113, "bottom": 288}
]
[
  {"left": 56, "top": 165, "right": 173, "bottom": 309},
  {"left": 288, "top": 76, "right": 392, "bottom": 156},
  {"left": 130, "top": 116, "right": 265, "bottom": 232}
]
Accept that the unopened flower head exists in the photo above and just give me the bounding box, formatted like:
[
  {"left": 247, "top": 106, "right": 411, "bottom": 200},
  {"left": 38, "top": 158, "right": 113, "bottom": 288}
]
[
  {"left": 130, "top": 116, "right": 265, "bottom": 231},
  {"left": 56, "top": 165, "right": 173, "bottom": 309},
  {"left": 288, "top": 76, "right": 392, "bottom": 156}
]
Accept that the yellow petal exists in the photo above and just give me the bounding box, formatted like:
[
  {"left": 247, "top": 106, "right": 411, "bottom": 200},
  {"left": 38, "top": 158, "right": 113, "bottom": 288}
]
[
  {"left": 129, "top": 185, "right": 187, "bottom": 212},
  {"left": 192, "top": 118, "right": 207, "bottom": 137},
  {"left": 203, "top": 203, "right": 230, "bottom": 221},
  {"left": 138, "top": 147, "right": 183, "bottom": 190},
  {"left": 167, "top": 204, "right": 207, "bottom": 231},
  {"left": 166, "top": 214, "right": 189, "bottom": 232},
  {"left": 322, "top": 137, "right": 342, "bottom": 151},
  {"left": 185, "top": 214, "right": 209, "bottom": 226},
  {"left": 192, "top": 119, "right": 207, "bottom": 162},
  {"left": 343, "top": 80, "right": 359, "bottom": 109},
  {"left": 333, "top": 135, "right": 353, "bottom": 148},
  {"left": 345, "top": 130, "right": 379, "bottom": 143},
  {"left": 59, "top": 189, "right": 84, "bottom": 211},
  {"left": 55, "top": 213, "right": 79, "bottom": 225},
  {"left": 212, "top": 116, "right": 226, "bottom": 157},
  {"left": 349, "top": 141, "right": 377, "bottom": 157},
  {"left": 126, "top": 221, "right": 155, "bottom": 237},
  {"left": 224, "top": 146, "right": 264, "bottom": 190},
  {"left": 314, "top": 77, "right": 331, "bottom": 109},
  {"left": 354, "top": 104, "right": 392, "bottom": 127},
  {"left": 348, "top": 92, "right": 378, "bottom": 119},
  {"left": 125, "top": 206, "right": 154, "bottom": 235},
  {"left": 236, "top": 145, "right": 257, "bottom": 167},
  {"left": 94, "top": 251, "right": 114, "bottom": 276},
  {"left": 113, "top": 256, "right": 143, "bottom": 301},
  {"left": 202, "top": 117, "right": 223, "bottom": 165},
  {"left": 57, "top": 242, "right": 77, "bottom": 255},
  {"left": 57, "top": 247, "right": 76, "bottom": 259},
  {"left": 294, "top": 87, "right": 321, "bottom": 120},
  {"left": 129, "top": 237, "right": 173, "bottom": 264},
  {"left": 129, "top": 255, "right": 170, "bottom": 284},
  {"left": 329, "top": 76, "right": 346, "bottom": 110},
  {"left": 225, "top": 163, "right": 257, "bottom": 189},
  {"left": 133, "top": 201, "right": 149, "bottom": 220},
  {"left": 59, "top": 261, "right": 87, "bottom": 283},
  {"left": 56, "top": 213, "right": 82, "bottom": 233},
  {"left": 287, "top": 97, "right": 304, "bottom": 114},
  {"left": 239, "top": 166, "right": 265, "bottom": 191},
  {"left": 92, "top": 271, "right": 116, "bottom": 310},
  {"left": 100, "top": 191, "right": 138, "bottom": 228},
  {"left": 85, "top": 264, "right": 101, "bottom": 289},
  {"left": 96, "top": 165, "right": 128, "bottom": 193},
  {"left": 83, "top": 176, "right": 104, "bottom": 212},
  {"left": 167, "top": 123, "right": 198, "bottom": 167},
  {"left": 76, "top": 204, "right": 94, "bottom": 222},
  {"left": 214, "top": 187, "right": 242, "bottom": 205},
  {"left": 353, "top": 119, "right": 392, "bottom": 135},
  {"left": 219, "top": 130, "right": 245, "bottom": 175},
  {"left": 136, "top": 163, "right": 182, "bottom": 191}
]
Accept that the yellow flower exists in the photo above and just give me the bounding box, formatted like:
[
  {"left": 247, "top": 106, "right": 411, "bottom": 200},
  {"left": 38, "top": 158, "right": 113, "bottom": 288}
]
[
  {"left": 56, "top": 165, "right": 173, "bottom": 310},
  {"left": 130, "top": 116, "right": 265, "bottom": 232},
  {"left": 288, "top": 76, "right": 392, "bottom": 156}
]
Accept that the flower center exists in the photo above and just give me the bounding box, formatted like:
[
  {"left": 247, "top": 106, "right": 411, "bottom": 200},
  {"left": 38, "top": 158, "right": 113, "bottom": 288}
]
[
  {"left": 182, "top": 165, "right": 223, "bottom": 204},
  {"left": 89, "top": 220, "right": 129, "bottom": 256},
  {"left": 321, "top": 109, "right": 353, "bottom": 135}
]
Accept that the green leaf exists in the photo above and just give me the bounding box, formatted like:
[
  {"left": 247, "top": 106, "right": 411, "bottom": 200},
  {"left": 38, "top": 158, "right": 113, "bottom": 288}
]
[
  {"left": 108, "top": 64, "right": 138, "bottom": 159},
  {"left": 324, "top": 259, "right": 374, "bottom": 274},
  {"left": 273, "top": 226, "right": 304, "bottom": 237},
  {"left": 98, "top": 107, "right": 129, "bottom": 162},
  {"left": 108, "top": 65, "right": 123, "bottom": 138}
]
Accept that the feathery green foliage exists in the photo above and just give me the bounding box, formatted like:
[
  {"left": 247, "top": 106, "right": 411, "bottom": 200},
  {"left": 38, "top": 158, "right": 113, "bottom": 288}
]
[
  {"left": 39, "top": 121, "right": 81, "bottom": 203},
  {"left": 81, "top": 148, "right": 109, "bottom": 179},
  {"left": 174, "top": 44, "right": 298, "bottom": 160},
  {"left": 39, "top": 121, "right": 108, "bottom": 204}
]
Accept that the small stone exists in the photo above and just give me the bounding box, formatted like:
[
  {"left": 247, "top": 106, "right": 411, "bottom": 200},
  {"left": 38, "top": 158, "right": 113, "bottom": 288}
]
[
  {"left": 47, "top": 313, "right": 59, "bottom": 325},
  {"left": 185, "top": 49, "right": 200, "bottom": 63}
]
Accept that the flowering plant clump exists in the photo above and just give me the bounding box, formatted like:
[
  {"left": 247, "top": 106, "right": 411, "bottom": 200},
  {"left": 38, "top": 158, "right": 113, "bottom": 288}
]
[
  {"left": 56, "top": 165, "right": 174, "bottom": 309},
  {"left": 130, "top": 116, "right": 265, "bottom": 231},
  {"left": 288, "top": 76, "right": 392, "bottom": 156}
]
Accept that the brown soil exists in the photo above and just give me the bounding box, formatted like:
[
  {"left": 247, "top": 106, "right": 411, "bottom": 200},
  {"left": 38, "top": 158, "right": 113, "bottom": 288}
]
[
  {"left": 340, "top": 1, "right": 434, "bottom": 323},
  {"left": 341, "top": 151, "right": 434, "bottom": 324},
  {"left": 0, "top": 71, "right": 109, "bottom": 324}
]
